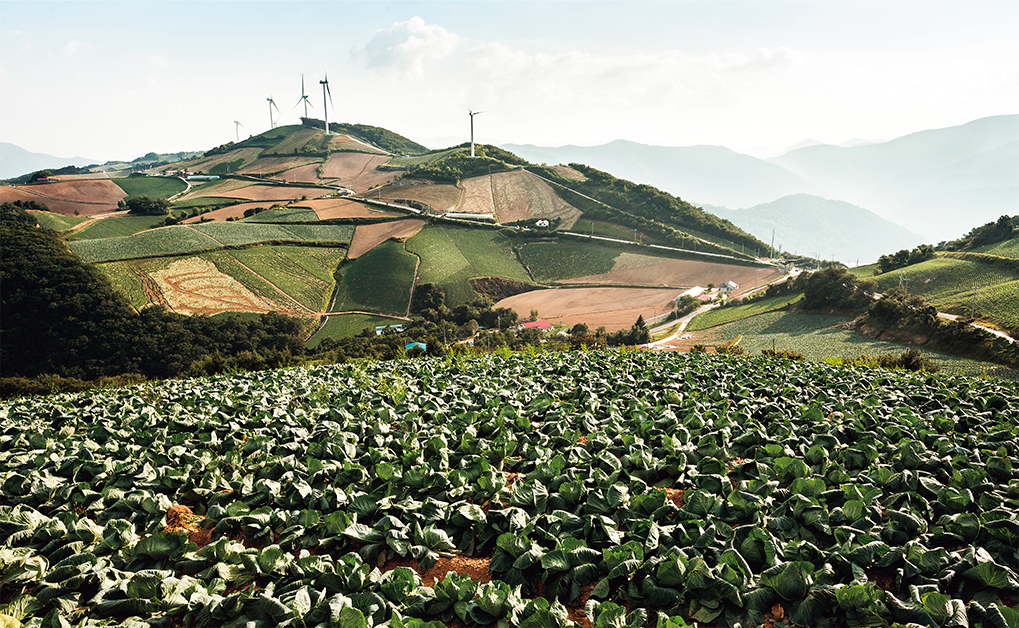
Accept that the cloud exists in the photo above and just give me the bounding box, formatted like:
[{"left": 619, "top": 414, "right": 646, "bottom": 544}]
[
  {"left": 62, "top": 38, "right": 95, "bottom": 56},
  {"left": 351, "top": 16, "right": 461, "bottom": 77}
]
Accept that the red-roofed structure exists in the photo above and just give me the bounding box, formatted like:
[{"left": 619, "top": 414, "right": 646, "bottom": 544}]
[{"left": 520, "top": 320, "right": 553, "bottom": 331}]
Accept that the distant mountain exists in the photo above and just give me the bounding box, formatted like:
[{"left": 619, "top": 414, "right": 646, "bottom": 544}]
[
  {"left": 769, "top": 115, "right": 1019, "bottom": 241},
  {"left": 501, "top": 140, "right": 822, "bottom": 209},
  {"left": 0, "top": 142, "right": 97, "bottom": 180},
  {"left": 701, "top": 194, "right": 925, "bottom": 265}
]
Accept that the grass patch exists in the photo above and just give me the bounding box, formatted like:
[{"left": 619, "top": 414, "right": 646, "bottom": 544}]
[
  {"left": 686, "top": 293, "right": 803, "bottom": 331},
  {"left": 698, "top": 310, "right": 1007, "bottom": 378},
  {"left": 847, "top": 263, "right": 879, "bottom": 278},
  {"left": 31, "top": 212, "right": 90, "bottom": 231},
  {"left": 517, "top": 239, "right": 620, "bottom": 283},
  {"left": 872, "top": 257, "right": 1019, "bottom": 302},
  {"left": 406, "top": 225, "right": 531, "bottom": 307},
  {"left": 95, "top": 260, "right": 150, "bottom": 310},
  {"left": 243, "top": 207, "right": 319, "bottom": 223},
  {"left": 332, "top": 241, "right": 417, "bottom": 315},
  {"left": 228, "top": 245, "right": 346, "bottom": 312},
  {"left": 306, "top": 314, "right": 405, "bottom": 348},
  {"left": 571, "top": 218, "right": 668, "bottom": 245},
  {"left": 72, "top": 215, "right": 166, "bottom": 240},
  {"left": 944, "top": 279, "right": 1019, "bottom": 331},
  {"left": 974, "top": 236, "right": 1019, "bottom": 259},
  {"left": 113, "top": 176, "right": 187, "bottom": 200}
]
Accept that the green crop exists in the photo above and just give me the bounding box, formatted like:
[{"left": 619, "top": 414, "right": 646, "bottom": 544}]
[{"left": 1, "top": 351, "right": 1017, "bottom": 627}]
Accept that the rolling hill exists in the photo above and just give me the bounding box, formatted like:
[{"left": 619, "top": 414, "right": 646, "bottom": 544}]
[
  {"left": 702, "top": 194, "right": 925, "bottom": 265},
  {"left": 0, "top": 141, "right": 97, "bottom": 180}
]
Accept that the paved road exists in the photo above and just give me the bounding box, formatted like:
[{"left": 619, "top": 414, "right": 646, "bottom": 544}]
[
  {"left": 937, "top": 312, "right": 1016, "bottom": 344},
  {"left": 644, "top": 303, "right": 720, "bottom": 349}
]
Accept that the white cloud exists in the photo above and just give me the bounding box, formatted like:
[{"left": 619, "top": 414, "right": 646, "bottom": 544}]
[
  {"left": 62, "top": 38, "right": 96, "bottom": 57},
  {"left": 351, "top": 16, "right": 461, "bottom": 77}
]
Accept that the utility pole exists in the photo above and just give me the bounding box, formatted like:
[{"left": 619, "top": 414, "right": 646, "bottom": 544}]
[{"left": 771, "top": 229, "right": 776, "bottom": 259}]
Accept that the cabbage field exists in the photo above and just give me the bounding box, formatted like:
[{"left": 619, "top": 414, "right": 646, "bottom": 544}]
[{"left": 1, "top": 352, "right": 1018, "bottom": 628}]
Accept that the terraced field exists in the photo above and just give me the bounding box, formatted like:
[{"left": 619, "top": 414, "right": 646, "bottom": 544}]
[{"left": 406, "top": 225, "right": 531, "bottom": 307}]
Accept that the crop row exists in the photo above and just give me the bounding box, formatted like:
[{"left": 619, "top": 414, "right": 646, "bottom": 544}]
[{"left": 1, "top": 352, "right": 1018, "bottom": 627}]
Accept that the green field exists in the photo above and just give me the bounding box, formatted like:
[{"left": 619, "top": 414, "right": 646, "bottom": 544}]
[
  {"left": 228, "top": 245, "right": 346, "bottom": 312},
  {"left": 696, "top": 310, "right": 1012, "bottom": 378},
  {"left": 71, "top": 215, "right": 167, "bottom": 240},
  {"left": 570, "top": 218, "right": 668, "bottom": 246},
  {"left": 69, "top": 223, "right": 353, "bottom": 263},
  {"left": 30, "top": 211, "right": 90, "bottom": 231},
  {"left": 946, "top": 279, "right": 1019, "bottom": 331},
  {"left": 243, "top": 206, "right": 320, "bottom": 223},
  {"left": 95, "top": 260, "right": 152, "bottom": 309},
  {"left": 846, "top": 263, "right": 879, "bottom": 278},
  {"left": 307, "top": 313, "right": 407, "bottom": 348},
  {"left": 686, "top": 292, "right": 803, "bottom": 331},
  {"left": 406, "top": 225, "right": 531, "bottom": 307},
  {"left": 113, "top": 176, "right": 188, "bottom": 200},
  {"left": 517, "top": 239, "right": 621, "bottom": 283},
  {"left": 332, "top": 241, "right": 417, "bottom": 315},
  {"left": 873, "top": 256, "right": 1019, "bottom": 301},
  {"left": 975, "top": 235, "right": 1019, "bottom": 258},
  {"left": 170, "top": 197, "right": 241, "bottom": 210}
]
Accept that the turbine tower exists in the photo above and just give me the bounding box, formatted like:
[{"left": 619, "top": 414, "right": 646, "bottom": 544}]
[
  {"left": 319, "top": 73, "right": 334, "bottom": 135},
  {"left": 233, "top": 120, "right": 244, "bottom": 142},
  {"left": 468, "top": 109, "right": 485, "bottom": 157},
  {"left": 267, "top": 96, "right": 280, "bottom": 129},
  {"left": 295, "top": 74, "right": 313, "bottom": 119}
]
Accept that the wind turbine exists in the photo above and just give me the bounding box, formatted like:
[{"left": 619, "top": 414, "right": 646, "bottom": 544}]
[
  {"left": 233, "top": 120, "right": 244, "bottom": 142},
  {"left": 319, "top": 73, "right": 334, "bottom": 135},
  {"left": 468, "top": 109, "right": 485, "bottom": 157},
  {"left": 267, "top": 96, "right": 280, "bottom": 129},
  {"left": 295, "top": 74, "right": 313, "bottom": 120}
]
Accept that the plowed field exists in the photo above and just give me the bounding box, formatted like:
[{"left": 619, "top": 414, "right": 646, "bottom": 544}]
[
  {"left": 236, "top": 155, "right": 320, "bottom": 177},
  {"left": 298, "top": 198, "right": 400, "bottom": 220},
  {"left": 0, "top": 180, "right": 126, "bottom": 215},
  {"left": 375, "top": 180, "right": 461, "bottom": 212},
  {"left": 184, "top": 147, "right": 262, "bottom": 174},
  {"left": 320, "top": 153, "right": 395, "bottom": 192},
  {"left": 176, "top": 179, "right": 253, "bottom": 202},
  {"left": 180, "top": 202, "right": 291, "bottom": 224},
  {"left": 456, "top": 170, "right": 582, "bottom": 227},
  {"left": 561, "top": 255, "right": 784, "bottom": 293},
  {"left": 206, "top": 184, "right": 331, "bottom": 202},
  {"left": 280, "top": 162, "right": 324, "bottom": 184},
  {"left": 347, "top": 219, "right": 426, "bottom": 259},
  {"left": 495, "top": 287, "right": 679, "bottom": 331},
  {"left": 151, "top": 257, "right": 283, "bottom": 316}
]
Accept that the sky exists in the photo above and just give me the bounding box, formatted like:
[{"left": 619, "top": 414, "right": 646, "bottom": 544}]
[{"left": 1, "top": 1, "right": 1016, "bottom": 162}]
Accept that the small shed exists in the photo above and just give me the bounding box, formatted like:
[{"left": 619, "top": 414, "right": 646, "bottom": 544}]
[{"left": 720, "top": 281, "right": 739, "bottom": 294}]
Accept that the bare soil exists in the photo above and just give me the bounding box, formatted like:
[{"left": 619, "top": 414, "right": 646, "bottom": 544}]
[
  {"left": 550, "top": 166, "right": 587, "bottom": 181},
  {"left": 320, "top": 153, "right": 395, "bottom": 192},
  {"left": 176, "top": 178, "right": 253, "bottom": 201},
  {"left": 236, "top": 155, "right": 321, "bottom": 177},
  {"left": 279, "top": 162, "right": 324, "bottom": 184},
  {"left": 375, "top": 180, "right": 461, "bottom": 212},
  {"left": 495, "top": 287, "right": 679, "bottom": 331},
  {"left": 298, "top": 198, "right": 400, "bottom": 220},
  {"left": 180, "top": 201, "right": 289, "bottom": 223},
  {"left": 456, "top": 170, "right": 583, "bottom": 227},
  {"left": 164, "top": 505, "right": 212, "bottom": 550},
  {"left": 0, "top": 180, "right": 126, "bottom": 216},
  {"left": 347, "top": 219, "right": 426, "bottom": 259},
  {"left": 216, "top": 184, "right": 331, "bottom": 202},
  {"left": 562, "top": 256, "right": 784, "bottom": 294}
]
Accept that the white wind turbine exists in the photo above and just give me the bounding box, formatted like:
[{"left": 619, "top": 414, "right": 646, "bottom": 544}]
[
  {"left": 468, "top": 109, "right": 485, "bottom": 157},
  {"left": 295, "top": 74, "right": 314, "bottom": 120},
  {"left": 267, "top": 96, "right": 280, "bottom": 129},
  {"left": 319, "top": 73, "right": 334, "bottom": 135},
  {"left": 233, "top": 120, "right": 244, "bottom": 142}
]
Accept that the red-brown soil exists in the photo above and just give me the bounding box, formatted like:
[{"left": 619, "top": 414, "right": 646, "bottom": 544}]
[
  {"left": 347, "top": 219, "right": 426, "bottom": 259},
  {"left": 495, "top": 287, "right": 679, "bottom": 332},
  {"left": 375, "top": 180, "right": 461, "bottom": 212},
  {"left": 455, "top": 170, "right": 582, "bottom": 227},
  {"left": 320, "top": 153, "right": 395, "bottom": 192},
  {"left": 180, "top": 202, "right": 289, "bottom": 223},
  {"left": 150, "top": 257, "right": 303, "bottom": 316},
  {"left": 0, "top": 180, "right": 126, "bottom": 216},
  {"left": 219, "top": 184, "right": 331, "bottom": 202},
  {"left": 163, "top": 505, "right": 212, "bottom": 549}
]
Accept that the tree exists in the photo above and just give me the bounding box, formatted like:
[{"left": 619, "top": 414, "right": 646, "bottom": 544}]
[
  {"left": 29, "top": 170, "right": 52, "bottom": 183},
  {"left": 529, "top": 308, "right": 539, "bottom": 322},
  {"left": 126, "top": 195, "right": 170, "bottom": 216}
]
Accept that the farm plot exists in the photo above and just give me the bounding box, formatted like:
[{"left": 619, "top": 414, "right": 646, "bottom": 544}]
[
  {"left": 69, "top": 226, "right": 220, "bottom": 263},
  {"left": 149, "top": 257, "right": 279, "bottom": 315},
  {"left": 977, "top": 236, "right": 1019, "bottom": 258},
  {"left": 563, "top": 255, "right": 784, "bottom": 292},
  {"left": 496, "top": 286, "right": 679, "bottom": 331},
  {"left": 307, "top": 313, "right": 408, "bottom": 347},
  {"left": 243, "top": 206, "right": 320, "bottom": 223},
  {"left": 332, "top": 240, "right": 418, "bottom": 315},
  {"left": 191, "top": 222, "right": 353, "bottom": 247},
  {"left": 8, "top": 352, "right": 1014, "bottom": 627},
  {"left": 236, "top": 155, "right": 320, "bottom": 177},
  {"left": 112, "top": 176, "right": 187, "bottom": 200},
  {"left": 348, "top": 219, "right": 427, "bottom": 259},
  {"left": 227, "top": 245, "right": 346, "bottom": 312},
  {"left": 686, "top": 293, "right": 804, "bottom": 331},
  {"left": 27, "top": 210, "right": 90, "bottom": 231},
  {"left": 489, "top": 170, "right": 583, "bottom": 226},
  {"left": 214, "top": 184, "right": 332, "bottom": 202},
  {"left": 406, "top": 225, "right": 531, "bottom": 307},
  {"left": 949, "top": 279, "right": 1019, "bottom": 331},
  {"left": 95, "top": 259, "right": 156, "bottom": 310},
  {"left": 181, "top": 146, "right": 262, "bottom": 175},
  {"left": 0, "top": 180, "right": 126, "bottom": 215},
  {"left": 267, "top": 127, "right": 323, "bottom": 153},
  {"left": 175, "top": 178, "right": 254, "bottom": 202},
  {"left": 873, "top": 257, "right": 1019, "bottom": 303},
  {"left": 375, "top": 180, "right": 461, "bottom": 212},
  {"left": 517, "top": 240, "right": 620, "bottom": 283},
  {"left": 279, "top": 161, "right": 325, "bottom": 184},
  {"left": 321, "top": 153, "right": 395, "bottom": 191},
  {"left": 71, "top": 215, "right": 167, "bottom": 240},
  {"left": 179, "top": 202, "right": 276, "bottom": 223},
  {"left": 297, "top": 198, "right": 401, "bottom": 220}
]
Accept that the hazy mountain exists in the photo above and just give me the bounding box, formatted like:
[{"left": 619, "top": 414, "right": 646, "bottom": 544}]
[
  {"left": 701, "top": 194, "right": 925, "bottom": 265},
  {"left": 502, "top": 140, "right": 822, "bottom": 209},
  {"left": 0, "top": 142, "right": 97, "bottom": 180},
  {"left": 768, "top": 115, "right": 1019, "bottom": 241}
]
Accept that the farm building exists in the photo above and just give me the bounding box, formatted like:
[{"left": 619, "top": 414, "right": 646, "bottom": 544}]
[
  {"left": 674, "top": 287, "right": 704, "bottom": 306},
  {"left": 375, "top": 324, "right": 405, "bottom": 335},
  {"left": 720, "top": 281, "right": 739, "bottom": 294},
  {"left": 520, "top": 320, "right": 553, "bottom": 332}
]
